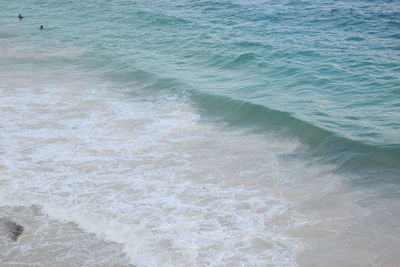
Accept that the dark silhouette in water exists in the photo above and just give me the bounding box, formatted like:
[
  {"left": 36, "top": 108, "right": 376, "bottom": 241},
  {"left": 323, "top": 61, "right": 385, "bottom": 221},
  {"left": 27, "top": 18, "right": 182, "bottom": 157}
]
[
  {"left": 0, "top": 220, "right": 24, "bottom": 241},
  {"left": 39, "top": 25, "right": 44, "bottom": 30},
  {"left": 18, "top": 14, "right": 24, "bottom": 20},
  {"left": 7, "top": 222, "right": 24, "bottom": 241}
]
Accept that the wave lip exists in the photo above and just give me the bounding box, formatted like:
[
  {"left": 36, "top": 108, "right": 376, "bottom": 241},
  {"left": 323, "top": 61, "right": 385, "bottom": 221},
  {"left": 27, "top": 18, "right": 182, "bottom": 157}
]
[{"left": 190, "top": 91, "right": 400, "bottom": 182}]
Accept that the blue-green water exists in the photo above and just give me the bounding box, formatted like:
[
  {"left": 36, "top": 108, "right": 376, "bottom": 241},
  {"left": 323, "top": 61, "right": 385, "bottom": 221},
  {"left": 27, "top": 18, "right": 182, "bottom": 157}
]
[
  {"left": 4, "top": 0, "right": 400, "bottom": 144},
  {"left": 1, "top": 0, "right": 399, "bottom": 266}
]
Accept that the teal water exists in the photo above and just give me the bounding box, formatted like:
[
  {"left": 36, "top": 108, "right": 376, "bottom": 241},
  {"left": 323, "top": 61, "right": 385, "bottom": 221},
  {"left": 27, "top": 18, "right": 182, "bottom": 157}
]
[
  {"left": 3, "top": 0, "right": 400, "bottom": 143},
  {"left": 1, "top": 0, "right": 399, "bottom": 266}
]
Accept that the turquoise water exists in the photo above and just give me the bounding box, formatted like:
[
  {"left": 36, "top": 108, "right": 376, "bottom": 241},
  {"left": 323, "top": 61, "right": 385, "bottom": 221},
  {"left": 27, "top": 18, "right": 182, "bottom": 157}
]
[
  {"left": 3, "top": 0, "right": 400, "bottom": 143},
  {"left": 1, "top": 0, "right": 399, "bottom": 266}
]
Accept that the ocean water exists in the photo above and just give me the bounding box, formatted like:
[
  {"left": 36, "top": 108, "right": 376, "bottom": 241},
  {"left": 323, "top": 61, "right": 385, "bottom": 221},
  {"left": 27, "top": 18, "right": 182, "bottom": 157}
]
[{"left": 0, "top": 0, "right": 399, "bottom": 266}]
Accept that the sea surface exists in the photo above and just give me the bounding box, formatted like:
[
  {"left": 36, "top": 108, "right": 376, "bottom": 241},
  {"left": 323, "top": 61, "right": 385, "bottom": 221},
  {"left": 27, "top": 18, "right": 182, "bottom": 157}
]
[{"left": 0, "top": 0, "right": 399, "bottom": 266}]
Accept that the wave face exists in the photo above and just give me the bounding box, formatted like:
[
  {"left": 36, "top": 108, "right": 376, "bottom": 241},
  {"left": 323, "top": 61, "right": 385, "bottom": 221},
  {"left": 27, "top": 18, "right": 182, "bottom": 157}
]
[{"left": 0, "top": 0, "right": 399, "bottom": 266}]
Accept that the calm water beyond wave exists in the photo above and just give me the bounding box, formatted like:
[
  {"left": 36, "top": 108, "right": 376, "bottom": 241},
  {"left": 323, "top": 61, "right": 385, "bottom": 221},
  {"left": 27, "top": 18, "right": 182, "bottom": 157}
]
[{"left": 1, "top": 0, "right": 399, "bottom": 266}]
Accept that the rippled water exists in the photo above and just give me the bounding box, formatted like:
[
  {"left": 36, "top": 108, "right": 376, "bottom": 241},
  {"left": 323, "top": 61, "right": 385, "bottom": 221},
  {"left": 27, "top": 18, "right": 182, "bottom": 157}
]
[{"left": 1, "top": 0, "right": 399, "bottom": 266}]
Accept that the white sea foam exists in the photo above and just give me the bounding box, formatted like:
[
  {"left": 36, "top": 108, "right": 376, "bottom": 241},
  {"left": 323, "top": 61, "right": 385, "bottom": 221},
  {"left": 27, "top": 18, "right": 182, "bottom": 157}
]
[
  {"left": 5, "top": 61, "right": 398, "bottom": 266},
  {"left": 0, "top": 70, "right": 314, "bottom": 266},
  {"left": 1, "top": 63, "right": 396, "bottom": 266}
]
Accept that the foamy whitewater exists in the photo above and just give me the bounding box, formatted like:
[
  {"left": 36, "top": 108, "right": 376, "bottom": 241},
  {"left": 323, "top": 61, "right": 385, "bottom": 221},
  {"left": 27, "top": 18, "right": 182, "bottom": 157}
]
[{"left": 1, "top": 0, "right": 399, "bottom": 266}]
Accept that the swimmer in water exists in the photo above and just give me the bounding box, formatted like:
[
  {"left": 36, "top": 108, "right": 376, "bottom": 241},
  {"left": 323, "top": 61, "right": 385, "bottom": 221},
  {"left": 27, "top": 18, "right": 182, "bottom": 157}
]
[
  {"left": 18, "top": 14, "right": 24, "bottom": 20},
  {"left": 39, "top": 25, "right": 44, "bottom": 30}
]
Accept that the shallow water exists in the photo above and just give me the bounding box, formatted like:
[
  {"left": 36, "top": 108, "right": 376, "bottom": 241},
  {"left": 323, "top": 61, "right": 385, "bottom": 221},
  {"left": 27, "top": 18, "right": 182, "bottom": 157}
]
[{"left": 1, "top": 0, "right": 399, "bottom": 266}]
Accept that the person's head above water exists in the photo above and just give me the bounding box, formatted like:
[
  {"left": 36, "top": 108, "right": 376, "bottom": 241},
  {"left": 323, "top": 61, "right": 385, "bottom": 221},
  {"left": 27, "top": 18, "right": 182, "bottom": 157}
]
[
  {"left": 39, "top": 25, "right": 44, "bottom": 30},
  {"left": 18, "top": 14, "right": 24, "bottom": 20}
]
